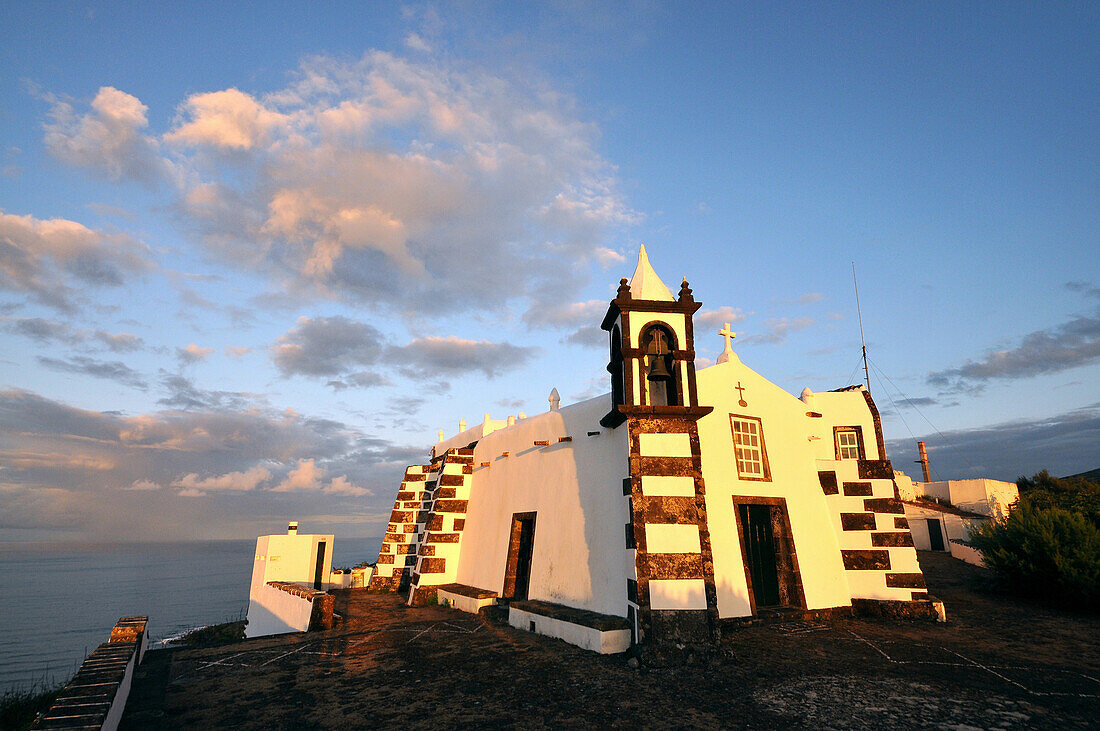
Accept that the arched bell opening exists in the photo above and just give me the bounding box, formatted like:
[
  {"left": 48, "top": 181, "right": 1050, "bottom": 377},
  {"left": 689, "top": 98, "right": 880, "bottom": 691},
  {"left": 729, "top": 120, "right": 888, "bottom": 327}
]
[
  {"left": 608, "top": 324, "right": 625, "bottom": 408},
  {"left": 640, "top": 323, "right": 680, "bottom": 407}
]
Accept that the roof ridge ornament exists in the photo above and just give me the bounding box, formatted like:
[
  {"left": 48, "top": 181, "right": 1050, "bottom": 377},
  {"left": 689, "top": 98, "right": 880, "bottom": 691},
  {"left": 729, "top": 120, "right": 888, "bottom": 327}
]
[{"left": 716, "top": 322, "right": 739, "bottom": 364}]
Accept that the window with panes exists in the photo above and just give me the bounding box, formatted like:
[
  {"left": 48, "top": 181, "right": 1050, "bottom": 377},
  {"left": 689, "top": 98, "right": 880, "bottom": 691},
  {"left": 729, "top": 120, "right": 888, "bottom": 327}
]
[
  {"left": 730, "top": 415, "right": 769, "bottom": 480},
  {"left": 835, "top": 428, "right": 862, "bottom": 459}
]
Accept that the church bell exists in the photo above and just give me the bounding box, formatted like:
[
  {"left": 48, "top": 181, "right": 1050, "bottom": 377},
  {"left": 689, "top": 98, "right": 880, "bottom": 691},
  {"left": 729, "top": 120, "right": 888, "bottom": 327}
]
[{"left": 647, "top": 354, "right": 673, "bottom": 381}]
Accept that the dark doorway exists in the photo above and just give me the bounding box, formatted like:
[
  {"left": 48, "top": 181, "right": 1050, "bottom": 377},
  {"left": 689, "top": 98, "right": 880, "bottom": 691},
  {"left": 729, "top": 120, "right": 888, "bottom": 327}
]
[
  {"left": 739, "top": 504, "right": 781, "bottom": 607},
  {"left": 926, "top": 519, "right": 945, "bottom": 551},
  {"left": 504, "top": 512, "right": 537, "bottom": 600},
  {"left": 314, "top": 541, "right": 327, "bottom": 590},
  {"left": 733, "top": 496, "right": 805, "bottom": 614}
]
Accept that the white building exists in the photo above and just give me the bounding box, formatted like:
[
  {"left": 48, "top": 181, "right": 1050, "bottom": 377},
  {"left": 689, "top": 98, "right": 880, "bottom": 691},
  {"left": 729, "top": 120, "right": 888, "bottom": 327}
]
[
  {"left": 245, "top": 522, "right": 335, "bottom": 638},
  {"left": 895, "top": 471, "right": 1017, "bottom": 557},
  {"left": 370, "top": 247, "right": 935, "bottom": 650}
]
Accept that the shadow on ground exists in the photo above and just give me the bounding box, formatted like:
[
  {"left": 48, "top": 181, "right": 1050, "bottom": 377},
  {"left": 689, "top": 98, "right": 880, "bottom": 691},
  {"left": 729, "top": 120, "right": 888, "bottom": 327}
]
[{"left": 121, "top": 553, "right": 1099, "bottom": 729}]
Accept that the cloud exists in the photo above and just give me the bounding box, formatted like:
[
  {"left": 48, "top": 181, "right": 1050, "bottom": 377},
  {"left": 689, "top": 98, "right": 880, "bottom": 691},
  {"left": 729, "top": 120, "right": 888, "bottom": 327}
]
[
  {"left": 4, "top": 316, "right": 78, "bottom": 343},
  {"left": 94, "top": 331, "right": 143, "bottom": 352},
  {"left": 271, "top": 315, "right": 385, "bottom": 377},
  {"left": 896, "top": 396, "right": 936, "bottom": 408},
  {"left": 43, "top": 87, "right": 166, "bottom": 183},
  {"left": 387, "top": 336, "right": 537, "bottom": 379},
  {"left": 174, "top": 465, "right": 272, "bottom": 492},
  {"left": 165, "top": 88, "right": 290, "bottom": 151},
  {"left": 522, "top": 300, "right": 608, "bottom": 348},
  {"left": 177, "top": 343, "right": 215, "bottom": 364},
  {"left": 157, "top": 374, "right": 253, "bottom": 411},
  {"left": 886, "top": 404, "right": 1100, "bottom": 482},
  {"left": 564, "top": 325, "right": 606, "bottom": 348},
  {"left": 225, "top": 346, "right": 251, "bottom": 358},
  {"left": 36, "top": 355, "right": 147, "bottom": 389},
  {"left": 928, "top": 310, "right": 1100, "bottom": 387},
  {"left": 43, "top": 51, "right": 636, "bottom": 319},
  {"left": 1065, "top": 281, "right": 1100, "bottom": 299},
  {"left": 695, "top": 306, "right": 748, "bottom": 331},
  {"left": 0, "top": 211, "right": 151, "bottom": 310},
  {"left": 324, "top": 475, "right": 370, "bottom": 496},
  {"left": 271, "top": 315, "right": 535, "bottom": 382},
  {"left": 797, "top": 293, "right": 823, "bottom": 305},
  {"left": 0, "top": 388, "right": 421, "bottom": 540},
  {"left": 523, "top": 300, "right": 607, "bottom": 329},
  {"left": 404, "top": 32, "right": 432, "bottom": 53},
  {"left": 741, "top": 316, "right": 814, "bottom": 345},
  {"left": 3, "top": 316, "right": 144, "bottom": 353},
  {"left": 326, "top": 371, "right": 393, "bottom": 391},
  {"left": 272, "top": 458, "right": 324, "bottom": 492}
]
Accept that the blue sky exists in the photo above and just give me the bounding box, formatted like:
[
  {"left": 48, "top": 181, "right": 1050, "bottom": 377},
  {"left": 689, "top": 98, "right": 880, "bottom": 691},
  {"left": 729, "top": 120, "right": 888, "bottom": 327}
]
[{"left": 1, "top": 2, "right": 1097, "bottom": 541}]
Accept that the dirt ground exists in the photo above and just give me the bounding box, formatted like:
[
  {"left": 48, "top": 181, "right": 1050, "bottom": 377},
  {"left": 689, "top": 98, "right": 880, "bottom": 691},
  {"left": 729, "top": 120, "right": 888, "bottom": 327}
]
[{"left": 121, "top": 553, "right": 1099, "bottom": 729}]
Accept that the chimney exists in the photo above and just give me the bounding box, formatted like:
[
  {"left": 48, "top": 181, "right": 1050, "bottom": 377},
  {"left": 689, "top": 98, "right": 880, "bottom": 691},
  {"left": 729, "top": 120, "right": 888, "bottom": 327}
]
[
  {"left": 288, "top": 521, "right": 299, "bottom": 535},
  {"left": 916, "top": 442, "right": 931, "bottom": 482}
]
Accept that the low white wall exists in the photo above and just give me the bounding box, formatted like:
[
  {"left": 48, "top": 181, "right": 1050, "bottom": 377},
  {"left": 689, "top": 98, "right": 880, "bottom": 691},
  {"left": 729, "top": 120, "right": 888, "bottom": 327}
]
[
  {"left": 438, "top": 588, "right": 497, "bottom": 614},
  {"left": 508, "top": 606, "right": 631, "bottom": 654},
  {"left": 245, "top": 583, "right": 315, "bottom": 637},
  {"left": 906, "top": 506, "right": 984, "bottom": 551},
  {"left": 949, "top": 540, "right": 984, "bottom": 567},
  {"left": 328, "top": 570, "right": 353, "bottom": 589},
  {"left": 351, "top": 566, "right": 374, "bottom": 587}
]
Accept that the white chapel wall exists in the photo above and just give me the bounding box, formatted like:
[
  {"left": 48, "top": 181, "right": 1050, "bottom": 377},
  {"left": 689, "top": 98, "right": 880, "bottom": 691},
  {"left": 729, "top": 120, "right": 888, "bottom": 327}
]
[
  {"left": 696, "top": 359, "right": 853, "bottom": 618},
  {"left": 454, "top": 394, "right": 631, "bottom": 617}
]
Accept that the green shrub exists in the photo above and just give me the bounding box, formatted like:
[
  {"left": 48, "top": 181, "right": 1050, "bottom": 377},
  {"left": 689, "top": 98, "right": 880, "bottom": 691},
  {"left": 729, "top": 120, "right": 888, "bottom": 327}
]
[
  {"left": 1016, "top": 470, "right": 1100, "bottom": 524},
  {"left": 970, "top": 502, "right": 1100, "bottom": 609}
]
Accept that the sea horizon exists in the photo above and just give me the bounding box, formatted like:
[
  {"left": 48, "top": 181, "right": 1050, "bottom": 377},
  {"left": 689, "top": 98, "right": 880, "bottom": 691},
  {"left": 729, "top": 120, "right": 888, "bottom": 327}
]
[{"left": 0, "top": 536, "right": 382, "bottom": 691}]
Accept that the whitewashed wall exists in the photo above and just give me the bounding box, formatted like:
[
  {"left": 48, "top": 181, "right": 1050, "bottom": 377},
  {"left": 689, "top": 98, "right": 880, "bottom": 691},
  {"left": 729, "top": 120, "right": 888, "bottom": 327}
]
[
  {"left": 454, "top": 395, "right": 631, "bottom": 617},
  {"left": 696, "top": 359, "right": 853, "bottom": 617},
  {"left": 246, "top": 532, "right": 333, "bottom": 638},
  {"left": 245, "top": 582, "right": 316, "bottom": 637}
]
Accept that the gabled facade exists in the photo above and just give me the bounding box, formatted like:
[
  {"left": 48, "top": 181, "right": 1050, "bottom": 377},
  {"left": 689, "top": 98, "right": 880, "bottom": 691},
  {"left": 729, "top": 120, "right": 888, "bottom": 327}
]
[{"left": 369, "top": 247, "right": 932, "bottom": 650}]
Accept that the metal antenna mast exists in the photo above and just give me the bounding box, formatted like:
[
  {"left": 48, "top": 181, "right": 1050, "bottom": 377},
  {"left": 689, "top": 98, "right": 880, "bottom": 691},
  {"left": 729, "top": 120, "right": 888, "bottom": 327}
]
[{"left": 852, "top": 262, "right": 870, "bottom": 394}]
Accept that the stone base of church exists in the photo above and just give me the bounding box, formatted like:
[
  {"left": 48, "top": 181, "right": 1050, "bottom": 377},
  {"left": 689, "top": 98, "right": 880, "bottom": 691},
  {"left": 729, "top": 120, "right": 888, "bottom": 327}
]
[
  {"left": 408, "top": 585, "right": 439, "bottom": 607},
  {"left": 648, "top": 609, "right": 715, "bottom": 645},
  {"left": 851, "top": 597, "right": 945, "bottom": 621}
]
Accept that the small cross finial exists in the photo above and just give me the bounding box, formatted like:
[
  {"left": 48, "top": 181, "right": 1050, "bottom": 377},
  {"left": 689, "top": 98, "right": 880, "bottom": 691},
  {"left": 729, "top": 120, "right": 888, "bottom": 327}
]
[{"left": 717, "top": 322, "right": 737, "bottom": 364}]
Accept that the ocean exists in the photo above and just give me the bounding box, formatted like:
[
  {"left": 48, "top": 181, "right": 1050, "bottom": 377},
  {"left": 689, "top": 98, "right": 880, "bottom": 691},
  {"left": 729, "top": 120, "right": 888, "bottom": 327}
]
[{"left": 0, "top": 536, "right": 382, "bottom": 691}]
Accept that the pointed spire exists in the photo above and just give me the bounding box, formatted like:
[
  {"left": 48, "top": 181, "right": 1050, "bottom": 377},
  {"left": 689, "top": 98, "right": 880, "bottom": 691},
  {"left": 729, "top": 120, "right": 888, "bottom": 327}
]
[
  {"left": 548, "top": 387, "right": 560, "bottom": 411},
  {"left": 628, "top": 244, "right": 674, "bottom": 302}
]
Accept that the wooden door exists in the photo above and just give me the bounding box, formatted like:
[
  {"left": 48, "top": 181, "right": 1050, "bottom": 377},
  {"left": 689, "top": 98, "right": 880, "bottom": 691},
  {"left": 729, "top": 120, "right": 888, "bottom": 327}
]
[
  {"left": 926, "top": 519, "right": 945, "bottom": 551},
  {"left": 514, "top": 518, "right": 535, "bottom": 600},
  {"left": 504, "top": 512, "right": 537, "bottom": 600},
  {"left": 314, "top": 541, "right": 327, "bottom": 589},
  {"left": 740, "top": 504, "right": 781, "bottom": 607}
]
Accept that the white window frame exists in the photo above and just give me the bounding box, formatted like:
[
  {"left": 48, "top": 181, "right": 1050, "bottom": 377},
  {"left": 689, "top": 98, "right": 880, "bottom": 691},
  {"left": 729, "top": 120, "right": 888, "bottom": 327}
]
[
  {"left": 730, "top": 415, "right": 770, "bottom": 481},
  {"left": 836, "top": 428, "right": 862, "bottom": 460}
]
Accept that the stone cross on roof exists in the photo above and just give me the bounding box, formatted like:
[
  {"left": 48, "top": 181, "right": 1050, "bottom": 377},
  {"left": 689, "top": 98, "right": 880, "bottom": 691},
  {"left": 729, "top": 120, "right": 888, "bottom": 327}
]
[{"left": 716, "top": 322, "right": 737, "bottom": 364}]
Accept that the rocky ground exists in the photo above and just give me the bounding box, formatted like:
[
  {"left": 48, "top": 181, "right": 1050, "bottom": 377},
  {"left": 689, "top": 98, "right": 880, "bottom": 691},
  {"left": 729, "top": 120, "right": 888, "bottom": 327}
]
[{"left": 121, "top": 553, "right": 1099, "bottom": 729}]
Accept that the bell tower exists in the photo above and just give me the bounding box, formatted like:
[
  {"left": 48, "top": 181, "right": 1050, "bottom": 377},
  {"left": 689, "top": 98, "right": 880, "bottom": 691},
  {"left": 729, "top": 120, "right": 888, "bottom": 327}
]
[{"left": 600, "top": 245, "right": 719, "bottom": 646}]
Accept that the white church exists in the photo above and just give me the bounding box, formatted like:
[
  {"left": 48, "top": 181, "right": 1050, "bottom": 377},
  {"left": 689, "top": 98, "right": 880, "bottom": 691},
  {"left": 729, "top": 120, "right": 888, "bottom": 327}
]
[{"left": 369, "top": 247, "right": 934, "bottom": 651}]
